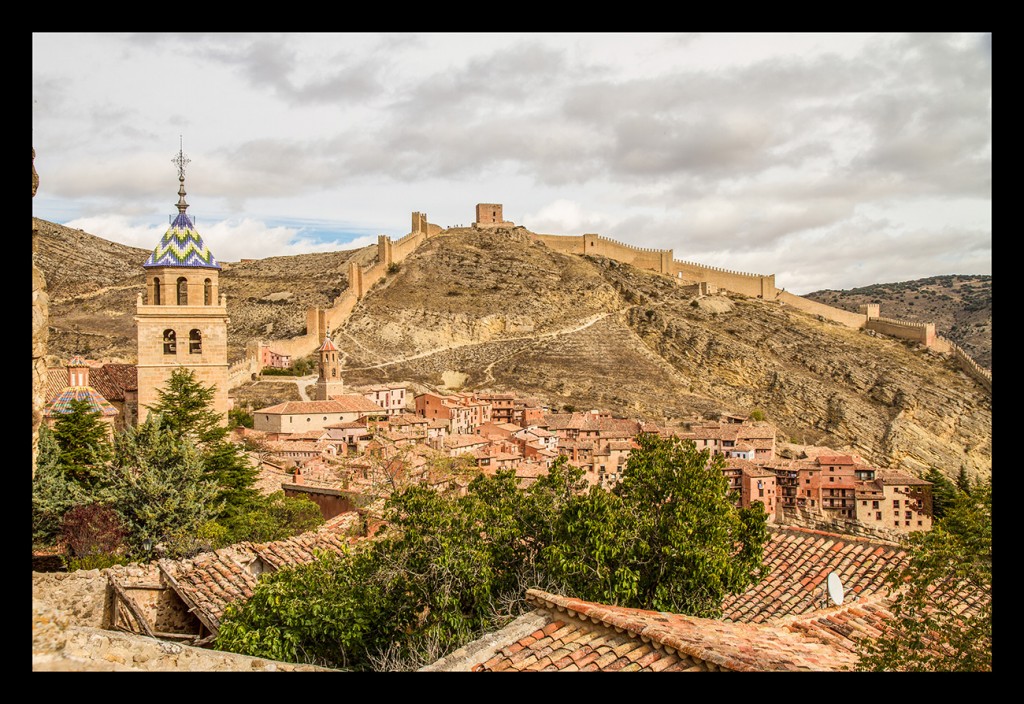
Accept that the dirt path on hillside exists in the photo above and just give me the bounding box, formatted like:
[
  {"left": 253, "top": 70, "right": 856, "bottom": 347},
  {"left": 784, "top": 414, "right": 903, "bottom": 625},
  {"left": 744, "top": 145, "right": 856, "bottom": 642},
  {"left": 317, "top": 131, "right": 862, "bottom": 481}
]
[{"left": 346, "top": 309, "right": 619, "bottom": 373}]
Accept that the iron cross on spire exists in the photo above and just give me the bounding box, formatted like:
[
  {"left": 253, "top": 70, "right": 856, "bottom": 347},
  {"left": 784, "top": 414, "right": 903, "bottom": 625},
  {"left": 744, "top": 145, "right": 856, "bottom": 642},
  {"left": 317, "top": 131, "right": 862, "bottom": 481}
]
[{"left": 172, "top": 136, "right": 191, "bottom": 180}]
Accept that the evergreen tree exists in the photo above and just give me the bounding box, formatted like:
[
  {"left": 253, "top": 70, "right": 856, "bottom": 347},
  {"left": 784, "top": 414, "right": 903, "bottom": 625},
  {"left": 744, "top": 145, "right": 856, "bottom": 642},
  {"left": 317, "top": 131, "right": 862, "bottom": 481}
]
[
  {"left": 32, "top": 425, "right": 93, "bottom": 546},
  {"left": 49, "top": 397, "right": 113, "bottom": 489},
  {"left": 146, "top": 368, "right": 260, "bottom": 519},
  {"left": 924, "top": 467, "right": 959, "bottom": 521},
  {"left": 956, "top": 465, "right": 972, "bottom": 495},
  {"left": 107, "top": 415, "right": 223, "bottom": 558}
]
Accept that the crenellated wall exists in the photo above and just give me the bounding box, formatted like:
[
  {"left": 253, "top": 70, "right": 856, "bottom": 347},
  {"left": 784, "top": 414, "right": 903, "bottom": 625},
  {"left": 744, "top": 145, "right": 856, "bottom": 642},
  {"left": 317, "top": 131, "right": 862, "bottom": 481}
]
[
  {"left": 672, "top": 260, "right": 776, "bottom": 299},
  {"left": 940, "top": 336, "right": 992, "bottom": 392},
  {"left": 776, "top": 291, "right": 869, "bottom": 328},
  {"left": 241, "top": 213, "right": 442, "bottom": 377},
  {"left": 865, "top": 317, "right": 936, "bottom": 347}
]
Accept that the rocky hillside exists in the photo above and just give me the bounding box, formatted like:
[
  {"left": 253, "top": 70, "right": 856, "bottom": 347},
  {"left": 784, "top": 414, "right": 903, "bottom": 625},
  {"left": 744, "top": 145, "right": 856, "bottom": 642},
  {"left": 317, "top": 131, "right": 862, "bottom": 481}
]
[
  {"left": 804, "top": 275, "right": 991, "bottom": 371},
  {"left": 33, "top": 220, "right": 992, "bottom": 483}
]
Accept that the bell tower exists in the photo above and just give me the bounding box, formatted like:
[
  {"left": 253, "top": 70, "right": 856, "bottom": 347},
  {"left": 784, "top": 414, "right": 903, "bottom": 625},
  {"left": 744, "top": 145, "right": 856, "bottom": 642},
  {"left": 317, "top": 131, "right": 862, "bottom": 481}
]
[
  {"left": 315, "top": 333, "right": 344, "bottom": 401},
  {"left": 135, "top": 141, "right": 230, "bottom": 424}
]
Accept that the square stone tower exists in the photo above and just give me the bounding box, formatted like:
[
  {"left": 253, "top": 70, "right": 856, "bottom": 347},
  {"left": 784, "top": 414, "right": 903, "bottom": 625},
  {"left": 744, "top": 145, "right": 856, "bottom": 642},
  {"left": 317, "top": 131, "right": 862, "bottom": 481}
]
[{"left": 135, "top": 149, "right": 229, "bottom": 425}]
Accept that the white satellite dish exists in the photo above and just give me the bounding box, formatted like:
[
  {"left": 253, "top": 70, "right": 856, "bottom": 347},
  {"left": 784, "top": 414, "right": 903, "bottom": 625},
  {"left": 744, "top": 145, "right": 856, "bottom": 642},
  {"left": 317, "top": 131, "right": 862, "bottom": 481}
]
[{"left": 827, "top": 571, "right": 845, "bottom": 606}]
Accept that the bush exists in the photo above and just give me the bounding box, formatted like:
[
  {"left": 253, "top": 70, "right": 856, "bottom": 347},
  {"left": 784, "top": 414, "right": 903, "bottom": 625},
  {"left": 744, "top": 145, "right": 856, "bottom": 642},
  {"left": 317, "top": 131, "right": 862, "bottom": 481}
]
[{"left": 60, "top": 503, "right": 128, "bottom": 559}]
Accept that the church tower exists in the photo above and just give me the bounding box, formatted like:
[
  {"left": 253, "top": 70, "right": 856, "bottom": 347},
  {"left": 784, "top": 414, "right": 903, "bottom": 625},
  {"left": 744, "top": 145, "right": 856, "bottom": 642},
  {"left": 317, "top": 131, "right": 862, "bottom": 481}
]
[
  {"left": 135, "top": 143, "right": 230, "bottom": 424},
  {"left": 315, "top": 333, "right": 344, "bottom": 401}
]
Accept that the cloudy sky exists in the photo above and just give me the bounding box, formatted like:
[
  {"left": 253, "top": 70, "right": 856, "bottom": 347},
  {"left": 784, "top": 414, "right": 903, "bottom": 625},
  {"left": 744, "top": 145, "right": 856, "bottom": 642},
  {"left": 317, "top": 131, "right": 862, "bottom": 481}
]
[{"left": 32, "top": 32, "right": 990, "bottom": 294}]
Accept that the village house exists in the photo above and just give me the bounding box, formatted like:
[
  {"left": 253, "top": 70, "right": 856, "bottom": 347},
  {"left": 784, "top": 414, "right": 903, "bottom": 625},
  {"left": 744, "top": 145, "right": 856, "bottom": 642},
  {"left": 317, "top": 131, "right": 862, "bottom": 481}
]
[
  {"left": 415, "top": 392, "right": 492, "bottom": 434},
  {"left": 253, "top": 395, "right": 387, "bottom": 434},
  {"left": 360, "top": 383, "right": 410, "bottom": 416},
  {"left": 258, "top": 344, "right": 291, "bottom": 370}
]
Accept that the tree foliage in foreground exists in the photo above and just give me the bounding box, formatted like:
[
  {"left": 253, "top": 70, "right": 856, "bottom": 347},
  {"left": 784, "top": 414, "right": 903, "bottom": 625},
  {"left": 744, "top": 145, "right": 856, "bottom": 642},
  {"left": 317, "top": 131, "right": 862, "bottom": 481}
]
[
  {"left": 857, "top": 481, "right": 991, "bottom": 671},
  {"left": 33, "top": 368, "right": 321, "bottom": 564},
  {"left": 215, "top": 433, "right": 770, "bottom": 670}
]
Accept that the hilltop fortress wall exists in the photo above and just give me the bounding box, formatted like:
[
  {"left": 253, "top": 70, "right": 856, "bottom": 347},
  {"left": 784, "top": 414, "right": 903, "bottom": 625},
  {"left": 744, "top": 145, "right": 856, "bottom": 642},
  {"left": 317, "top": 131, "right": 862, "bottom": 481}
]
[{"left": 236, "top": 205, "right": 989, "bottom": 395}]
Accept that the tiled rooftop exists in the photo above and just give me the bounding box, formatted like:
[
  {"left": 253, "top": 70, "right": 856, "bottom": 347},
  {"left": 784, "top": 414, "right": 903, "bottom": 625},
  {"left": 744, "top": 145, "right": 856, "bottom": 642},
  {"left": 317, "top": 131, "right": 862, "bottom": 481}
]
[
  {"left": 157, "top": 530, "right": 355, "bottom": 635},
  {"left": 721, "top": 526, "right": 907, "bottom": 623},
  {"left": 432, "top": 589, "right": 862, "bottom": 672},
  {"left": 143, "top": 212, "right": 220, "bottom": 269}
]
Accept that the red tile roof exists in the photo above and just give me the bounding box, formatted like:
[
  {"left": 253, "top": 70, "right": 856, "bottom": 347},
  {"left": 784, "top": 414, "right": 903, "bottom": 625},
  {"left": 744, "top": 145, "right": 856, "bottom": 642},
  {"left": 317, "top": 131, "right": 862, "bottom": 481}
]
[
  {"left": 156, "top": 530, "right": 356, "bottom": 636},
  {"left": 428, "top": 589, "right": 861, "bottom": 672},
  {"left": 721, "top": 526, "right": 908, "bottom": 624}
]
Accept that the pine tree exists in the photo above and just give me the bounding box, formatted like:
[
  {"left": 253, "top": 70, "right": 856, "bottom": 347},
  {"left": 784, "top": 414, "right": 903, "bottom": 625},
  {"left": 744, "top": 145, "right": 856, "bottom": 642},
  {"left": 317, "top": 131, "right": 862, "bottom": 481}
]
[
  {"left": 49, "top": 397, "right": 113, "bottom": 489},
  {"left": 146, "top": 368, "right": 260, "bottom": 519},
  {"left": 108, "top": 416, "right": 222, "bottom": 557}
]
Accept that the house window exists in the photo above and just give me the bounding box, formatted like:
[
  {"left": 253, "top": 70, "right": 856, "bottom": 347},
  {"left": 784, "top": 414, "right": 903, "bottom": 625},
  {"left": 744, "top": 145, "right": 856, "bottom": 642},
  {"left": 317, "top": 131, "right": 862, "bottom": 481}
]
[
  {"left": 918, "top": 521, "right": 923, "bottom": 526},
  {"left": 204, "top": 278, "right": 212, "bottom": 305},
  {"left": 805, "top": 479, "right": 810, "bottom": 484},
  {"left": 810, "top": 500, "right": 815, "bottom": 506},
  {"left": 759, "top": 489, "right": 764, "bottom": 497},
  {"left": 876, "top": 511, "right": 882, "bottom": 520},
  {"left": 163, "top": 329, "right": 176, "bottom": 355},
  {"left": 905, "top": 511, "right": 913, "bottom": 519},
  {"left": 829, "top": 477, "right": 835, "bottom": 482},
  {"left": 862, "top": 501, "right": 867, "bottom": 506},
  {"left": 177, "top": 277, "right": 188, "bottom": 305},
  {"left": 893, "top": 500, "right": 900, "bottom": 509},
  {"left": 189, "top": 329, "right": 202, "bottom": 354},
  {"left": 872, "top": 501, "right": 879, "bottom": 510}
]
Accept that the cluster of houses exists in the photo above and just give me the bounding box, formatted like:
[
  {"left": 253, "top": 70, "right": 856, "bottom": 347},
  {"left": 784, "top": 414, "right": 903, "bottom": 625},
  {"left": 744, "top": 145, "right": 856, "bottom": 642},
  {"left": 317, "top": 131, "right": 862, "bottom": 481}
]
[{"left": 229, "top": 336, "right": 934, "bottom": 538}]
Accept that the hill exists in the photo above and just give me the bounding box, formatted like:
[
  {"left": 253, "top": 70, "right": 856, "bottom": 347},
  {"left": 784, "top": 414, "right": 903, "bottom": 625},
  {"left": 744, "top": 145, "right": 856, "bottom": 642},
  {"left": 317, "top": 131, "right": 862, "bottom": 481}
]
[
  {"left": 31, "top": 219, "right": 992, "bottom": 483},
  {"left": 803, "top": 275, "right": 991, "bottom": 371}
]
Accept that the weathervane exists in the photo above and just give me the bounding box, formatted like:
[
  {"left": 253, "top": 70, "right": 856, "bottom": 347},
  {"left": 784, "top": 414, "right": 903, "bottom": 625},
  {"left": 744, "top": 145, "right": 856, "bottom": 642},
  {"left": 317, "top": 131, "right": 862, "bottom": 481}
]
[
  {"left": 172, "top": 135, "right": 190, "bottom": 180},
  {"left": 172, "top": 136, "right": 190, "bottom": 215}
]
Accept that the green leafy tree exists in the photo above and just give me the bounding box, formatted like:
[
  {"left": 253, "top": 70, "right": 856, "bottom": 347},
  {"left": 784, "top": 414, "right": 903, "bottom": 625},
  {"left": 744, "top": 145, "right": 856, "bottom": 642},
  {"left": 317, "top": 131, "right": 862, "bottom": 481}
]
[
  {"left": 545, "top": 434, "right": 769, "bottom": 616},
  {"left": 221, "top": 491, "right": 325, "bottom": 545},
  {"left": 215, "top": 434, "right": 770, "bottom": 670},
  {"left": 49, "top": 398, "right": 113, "bottom": 489},
  {"left": 857, "top": 481, "right": 991, "bottom": 671},
  {"left": 106, "top": 415, "right": 223, "bottom": 558}
]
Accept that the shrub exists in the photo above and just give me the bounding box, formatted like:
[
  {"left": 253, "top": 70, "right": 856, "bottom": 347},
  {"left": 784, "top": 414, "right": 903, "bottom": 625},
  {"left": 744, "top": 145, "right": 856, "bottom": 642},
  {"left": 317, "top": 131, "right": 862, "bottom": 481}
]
[{"left": 60, "top": 503, "right": 127, "bottom": 559}]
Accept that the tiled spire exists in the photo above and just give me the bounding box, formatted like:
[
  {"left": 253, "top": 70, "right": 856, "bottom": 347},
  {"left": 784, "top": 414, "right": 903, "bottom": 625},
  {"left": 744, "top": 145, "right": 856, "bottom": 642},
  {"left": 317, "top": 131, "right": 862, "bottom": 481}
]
[
  {"left": 143, "top": 140, "right": 220, "bottom": 270},
  {"left": 42, "top": 357, "right": 119, "bottom": 418},
  {"left": 318, "top": 334, "right": 339, "bottom": 353}
]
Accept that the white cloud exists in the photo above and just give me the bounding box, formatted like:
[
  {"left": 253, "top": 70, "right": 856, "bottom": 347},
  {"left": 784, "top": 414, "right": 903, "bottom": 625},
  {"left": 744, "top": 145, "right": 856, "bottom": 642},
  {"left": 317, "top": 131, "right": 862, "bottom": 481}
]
[{"left": 32, "top": 32, "right": 991, "bottom": 293}]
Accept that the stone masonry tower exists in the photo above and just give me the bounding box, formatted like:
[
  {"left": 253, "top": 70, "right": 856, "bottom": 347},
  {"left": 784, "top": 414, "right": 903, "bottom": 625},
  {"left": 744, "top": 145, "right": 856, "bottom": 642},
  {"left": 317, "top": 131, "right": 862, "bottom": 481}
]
[
  {"left": 315, "top": 333, "right": 344, "bottom": 401},
  {"left": 135, "top": 144, "right": 230, "bottom": 424}
]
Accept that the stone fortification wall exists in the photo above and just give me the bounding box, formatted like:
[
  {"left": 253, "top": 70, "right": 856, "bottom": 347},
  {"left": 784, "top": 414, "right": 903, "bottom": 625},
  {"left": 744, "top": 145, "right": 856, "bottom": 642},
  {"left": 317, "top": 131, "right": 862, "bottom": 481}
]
[
  {"left": 776, "top": 291, "right": 869, "bottom": 328},
  {"left": 531, "top": 233, "right": 585, "bottom": 255},
  {"left": 865, "top": 317, "right": 936, "bottom": 347},
  {"left": 240, "top": 214, "right": 442, "bottom": 375},
  {"left": 672, "top": 260, "right": 776, "bottom": 299},
  {"left": 531, "top": 232, "right": 776, "bottom": 298},
  {"left": 941, "top": 336, "right": 992, "bottom": 392}
]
